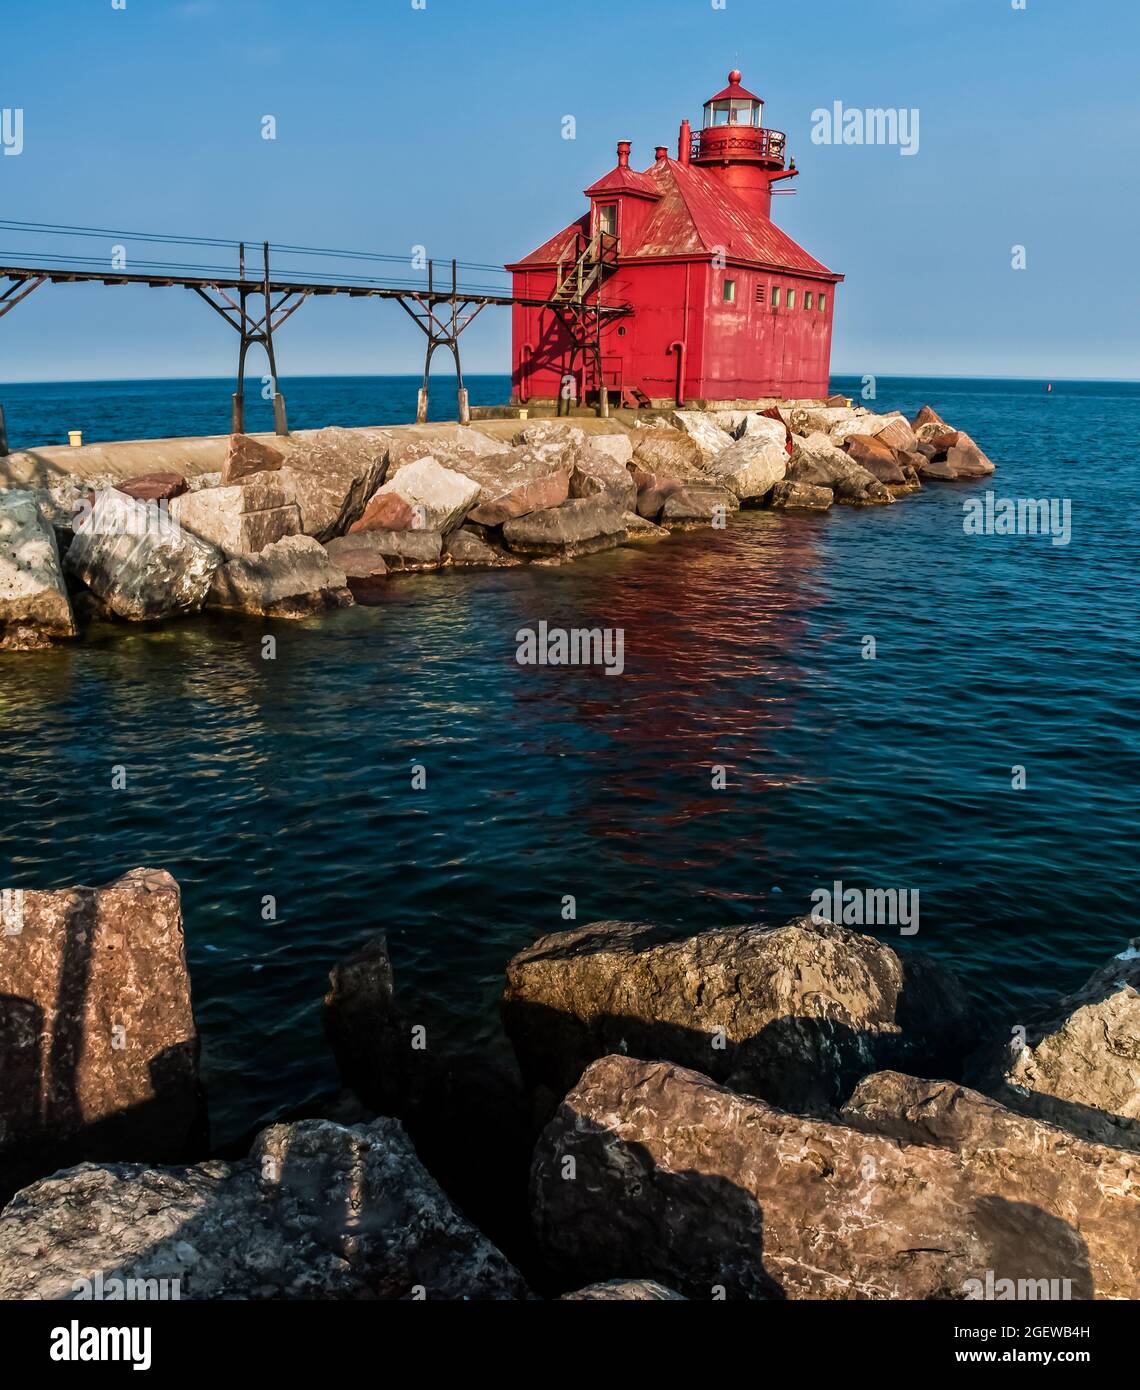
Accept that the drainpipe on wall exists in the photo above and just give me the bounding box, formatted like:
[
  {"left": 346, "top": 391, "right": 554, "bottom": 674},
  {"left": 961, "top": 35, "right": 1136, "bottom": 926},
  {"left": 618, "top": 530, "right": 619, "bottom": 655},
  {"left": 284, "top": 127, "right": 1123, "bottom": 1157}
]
[
  {"left": 669, "top": 340, "right": 686, "bottom": 407},
  {"left": 520, "top": 342, "right": 534, "bottom": 404}
]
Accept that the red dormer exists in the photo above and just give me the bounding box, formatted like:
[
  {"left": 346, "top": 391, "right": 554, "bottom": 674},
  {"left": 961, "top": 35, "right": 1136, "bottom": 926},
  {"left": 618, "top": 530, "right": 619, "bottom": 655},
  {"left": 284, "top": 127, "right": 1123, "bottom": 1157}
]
[{"left": 583, "top": 141, "right": 661, "bottom": 248}]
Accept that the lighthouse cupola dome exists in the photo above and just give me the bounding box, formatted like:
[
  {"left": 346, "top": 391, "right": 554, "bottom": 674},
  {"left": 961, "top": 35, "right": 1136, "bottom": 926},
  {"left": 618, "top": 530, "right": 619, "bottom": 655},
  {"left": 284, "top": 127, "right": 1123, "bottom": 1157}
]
[{"left": 703, "top": 69, "right": 764, "bottom": 129}]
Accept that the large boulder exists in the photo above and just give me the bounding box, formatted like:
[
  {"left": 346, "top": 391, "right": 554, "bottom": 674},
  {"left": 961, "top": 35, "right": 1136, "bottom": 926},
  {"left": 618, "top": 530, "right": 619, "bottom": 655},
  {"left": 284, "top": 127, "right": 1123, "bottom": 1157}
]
[
  {"left": 581, "top": 433, "right": 634, "bottom": 468},
  {"left": 695, "top": 435, "right": 787, "bottom": 502},
  {"left": 842, "top": 1071, "right": 1138, "bottom": 1299},
  {"left": 873, "top": 414, "right": 918, "bottom": 452},
  {"left": 0, "top": 869, "right": 204, "bottom": 1202},
  {"left": 349, "top": 491, "right": 417, "bottom": 534},
  {"left": 782, "top": 405, "right": 862, "bottom": 438},
  {"left": 385, "top": 425, "right": 508, "bottom": 478},
  {"left": 445, "top": 528, "right": 521, "bottom": 568},
  {"left": 844, "top": 434, "right": 907, "bottom": 484},
  {"left": 0, "top": 491, "right": 76, "bottom": 642},
  {"left": 769, "top": 479, "right": 833, "bottom": 512},
  {"left": 567, "top": 443, "right": 636, "bottom": 511},
  {"left": 662, "top": 411, "right": 735, "bottom": 463},
  {"left": 501, "top": 917, "right": 974, "bottom": 1114},
  {"left": 659, "top": 484, "right": 739, "bottom": 528},
  {"left": 630, "top": 428, "right": 706, "bottom": 481},
  {"left": 319, "top": 537, "right": 388, "bottom": 599},
  {"left": 207, "top": 535, "right": 354, "bottom": 618},
  {"left": 969, "top": 945, "right": 1140, "bottom": 1151},
  {"left": 513, "top": 422, "right": 586, "bottom": 463},
  {"left": 114, "top": 472, "right": 189, "bottom": 503},
  {"left": 169, "top": 472, "right": 301, "bottom": 558},
  {"left": 787, "top": 436, "right": 893, "bottom": 506},
  {"left": 326, "top": 529, "right": 442, "bottom": 574},
  {"left": 276, "top": 427, "right": 391, "bottom": 541},
  {"left": 0, "top": 1118, "right": 528, "bottom": 1300},
  {"left": 220, "top": 434, "right": 284, "bottom": 486},
  {"left": 945, "top": 431, "right": 996, "bottom": 478},
  {"left": 463, "top": 449, "right": 571, "bottom": 526},
  {"left": 65, "top": 489, "right": 220, "bottom": 621},
  {"left": 366, "top": 456, "right": 480, "bottom": 536},
  {"left": 502, "top": 497, "right": 627, "bottom": 559},
  {"left": 532, "top": 1056, "right": 1130, "bottom": 1299}
]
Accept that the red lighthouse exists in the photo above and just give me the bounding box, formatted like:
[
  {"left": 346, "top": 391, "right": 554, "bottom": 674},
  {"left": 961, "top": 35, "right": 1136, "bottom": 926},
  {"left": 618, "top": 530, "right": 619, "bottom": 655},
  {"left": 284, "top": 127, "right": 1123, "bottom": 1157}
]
[{"left": 507, "top": 70, "right": 843, "bottom": 410}]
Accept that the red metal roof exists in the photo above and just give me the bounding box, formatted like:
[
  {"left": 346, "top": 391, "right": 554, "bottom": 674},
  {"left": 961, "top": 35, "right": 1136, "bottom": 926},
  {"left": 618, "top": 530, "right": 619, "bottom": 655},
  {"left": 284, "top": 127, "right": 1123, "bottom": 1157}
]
[
  {"left": 705, "top": 69, "right": 762, "bottom": 104},
  {"left": 583, "top": 164, "right": 661, "bottom": 199},
  {"left": 508, "top": 156, "right": 841, "bottom": 281}
]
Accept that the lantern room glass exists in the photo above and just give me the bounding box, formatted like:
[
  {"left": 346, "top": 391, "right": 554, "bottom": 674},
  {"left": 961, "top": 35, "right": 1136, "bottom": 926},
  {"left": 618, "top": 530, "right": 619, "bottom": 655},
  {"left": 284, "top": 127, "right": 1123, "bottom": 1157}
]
[{"left": 703, "top": 98, "right": 762, "bottom": 128}]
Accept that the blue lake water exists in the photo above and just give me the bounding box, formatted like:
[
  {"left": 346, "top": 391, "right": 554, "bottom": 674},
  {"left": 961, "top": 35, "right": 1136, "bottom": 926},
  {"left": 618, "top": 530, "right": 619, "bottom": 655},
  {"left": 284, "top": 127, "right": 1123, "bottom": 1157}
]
[{"left": 1, "top": 374, "right": 1137, "bottom": 1144}]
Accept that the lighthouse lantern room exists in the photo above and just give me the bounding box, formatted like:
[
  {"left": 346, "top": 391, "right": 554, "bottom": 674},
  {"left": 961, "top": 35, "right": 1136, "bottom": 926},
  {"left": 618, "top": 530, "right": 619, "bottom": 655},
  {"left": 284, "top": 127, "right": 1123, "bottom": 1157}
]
[{"left": 507, "top": 70, "right": 843, "bottom": 410}]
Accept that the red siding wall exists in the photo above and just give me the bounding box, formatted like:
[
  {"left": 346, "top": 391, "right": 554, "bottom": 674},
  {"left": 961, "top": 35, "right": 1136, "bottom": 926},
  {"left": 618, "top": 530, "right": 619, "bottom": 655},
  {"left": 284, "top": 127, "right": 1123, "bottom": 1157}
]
[{"left": 511, "top": 259, "right": 835, "bottom": 404}]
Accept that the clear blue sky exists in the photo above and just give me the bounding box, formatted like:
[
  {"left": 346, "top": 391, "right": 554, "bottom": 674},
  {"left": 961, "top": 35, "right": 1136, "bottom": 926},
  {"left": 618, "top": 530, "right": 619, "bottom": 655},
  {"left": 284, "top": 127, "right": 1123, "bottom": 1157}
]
[{"left": 1, "top": 0, "right": 1137, "bottom": 382}]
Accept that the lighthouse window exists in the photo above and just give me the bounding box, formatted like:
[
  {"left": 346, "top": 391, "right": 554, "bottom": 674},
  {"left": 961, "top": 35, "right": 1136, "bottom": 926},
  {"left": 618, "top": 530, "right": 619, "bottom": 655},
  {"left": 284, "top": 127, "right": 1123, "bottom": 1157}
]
[
  {"left": 771, "top": 285, "right": 780, "bottom": 308},
  {"left": 786, "top": 288, "right": 796, "bottom": 309},
  {"left": 756, "top": 284, "right": 765, "bottom": 303},
  {"left": 818, "top": 293, "right": 827, "bottom": 312},
  {"left": 723, "top": 279, "right": 737, "bottom": 303},
  {"left": 804, "top": 291, "right": 814, "bottom": 311},
  {"left": 596, "top": 203, "right": 617, "bottom": 237}
]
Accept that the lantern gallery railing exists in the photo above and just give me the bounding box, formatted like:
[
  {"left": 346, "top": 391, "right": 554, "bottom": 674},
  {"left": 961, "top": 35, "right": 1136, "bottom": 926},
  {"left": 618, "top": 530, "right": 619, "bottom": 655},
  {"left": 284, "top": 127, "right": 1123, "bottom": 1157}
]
[{"left": 692, "top": 126, "right": 787, "bottom": 163}]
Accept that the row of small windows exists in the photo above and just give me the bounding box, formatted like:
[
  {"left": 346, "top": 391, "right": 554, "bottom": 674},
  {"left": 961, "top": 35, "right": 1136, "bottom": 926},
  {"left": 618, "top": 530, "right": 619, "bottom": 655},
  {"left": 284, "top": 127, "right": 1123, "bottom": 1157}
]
[{"left": 722, "top": 279, "right": 826, "bottom": 312}]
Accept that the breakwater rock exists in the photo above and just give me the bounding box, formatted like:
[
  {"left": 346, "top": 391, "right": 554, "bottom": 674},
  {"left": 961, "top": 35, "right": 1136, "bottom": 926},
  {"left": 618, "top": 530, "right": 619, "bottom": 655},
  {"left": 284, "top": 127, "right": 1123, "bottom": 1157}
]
[
  {"left": 501, "top": 917, "right": 975, "bottom": 1115},
  {"left": 0, "top": 400, "right": 995, "bottom": 650},
  {"left": 0, "top": 1118, "right": 527, "bottom": 1301},
  {"left": 531, "top": 1056, "right": 1137, "bottom": 1300},
  {"left": 0, "top": 869, "right": 204, "bottom": 1205}
]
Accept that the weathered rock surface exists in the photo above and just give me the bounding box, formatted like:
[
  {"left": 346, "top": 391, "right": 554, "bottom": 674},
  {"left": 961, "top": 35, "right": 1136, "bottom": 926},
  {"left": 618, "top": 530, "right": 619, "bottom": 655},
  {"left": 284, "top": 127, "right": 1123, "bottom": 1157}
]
[
  {"left": 0, "top": 869, "right": 204, "bottom": 1199},
  {"left": 622, "top": 511, "right": 669, "bottom": 542},
  {"left": 368, "top": 456, "right": 481, "bottom": 536},
  {"left": 0, "top": 1117, "right": 528, "bottom": 1300},
  {"left": 502, "top": 917, "right": 974, "bottom": 1113},
  {"left": 385, "top": 425, "right": 508, "bottom": 478},
  {"left": 969, "top": 945, "right": 1140, "bottom": 1151},
  {"left": 220, "top": 435, "right": 284, "bottom": 486},
  {"left": 561, "top": 1279, "right": 686, "bottom": 1301},
  {"left": 207, "top": 535, "right": 353, "bottom": 618},
  {"left": 567, "top": 443, "right": 636, "bottom": 510},
  {"left": 787, "top": 436, "right": 892, "bottom": 506},
  {"left": 532, "top": 1056, "right": 1129, "bottom": 1299},
  {"left": 318, "top": 537, "right": 388, "bottom": 598},
  {"left": 769, "top": 479, "right": 834, "bottom": 511},
  {"left": 502, "top": 497, "right": 627, "bottom": 558},
  {"left": 659, "top": 484, "right": 739, "bottom": 527},
  {"left": 170, "top": 472, "right": 301, "bottom": 557},
  {"left": 844, "top": 434, "right": 907, "bottom": 484},
  {"left": 348, "top": 491, "right": 417, "bottom": 534},
  {"left": 581, "top": 433, "right": 634, "bottom": 468},
  {"left": 66, "top": 489, "right": 220, "bottom": 620},
  {"left": 445, "top": 527, "right": 521, "bottom": 568},
  {"left": 114, "top": 472, "right": 189, "bottom": 503},
  {"left": 873, "top": 414, "right": 919, "bottom": 452},
  {"left": 276, "top": 427, "right": 391, "bottom": 541},
  {"left": 842, "top": 1070, "right": 1138, "bottom": 1299},
  {"left": 463, "top": 449, "right": 571, "bottom": 526},
  {"left": 630, "top": 427, "right": 706, "bottom": 480},
  {"left": 662, "top": 410, "right": 736, "bottom": 462},
  {"left": 696, "top": 435, "right": 787, "bottom": 501},
  {"left": 0, "top": 491, "right": 76, "bottom": 641},
  {"left": 327, "top": 529, "right": 442, "bottom": 573},
  {"left": 944, "top": 431, "right": 996, "bottom": 478}
]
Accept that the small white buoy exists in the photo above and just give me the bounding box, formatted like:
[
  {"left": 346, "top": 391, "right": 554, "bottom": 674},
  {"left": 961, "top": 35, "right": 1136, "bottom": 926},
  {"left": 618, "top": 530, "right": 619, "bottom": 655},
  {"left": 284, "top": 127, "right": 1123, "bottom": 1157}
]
[{"left": 68, "top": 430, "right": 83, "bottom": 448}]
